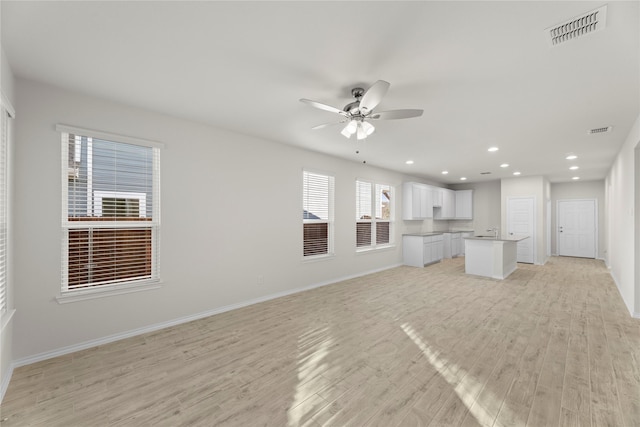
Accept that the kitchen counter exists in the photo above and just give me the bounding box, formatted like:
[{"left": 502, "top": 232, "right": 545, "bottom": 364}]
[
  {"left": 465, "top": 234, "right": 529, "bottom": 242},
  {"left": 402, "top": 232, "right": 443, "bottom": 237},
  {"left": 464, "top": 235, "right": 530, "bottom": 279}
]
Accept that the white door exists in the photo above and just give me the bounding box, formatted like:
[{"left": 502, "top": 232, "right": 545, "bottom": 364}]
[
  {"left": 557, "top": 199, "right": 596, "bottom": 258},
  {"left": 507, "top": 197, "right": 535, "bottom": 264}
]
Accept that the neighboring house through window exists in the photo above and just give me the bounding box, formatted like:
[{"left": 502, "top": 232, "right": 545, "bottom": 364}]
[
  {"left": 302, "top": 170, "right": 334, "bottom": 258},
  {"left": 59, "top": 125, "right": 161, "bottom": 296},
  {"left": 356, "top": 179, "right": 393, "bottom": 249}
]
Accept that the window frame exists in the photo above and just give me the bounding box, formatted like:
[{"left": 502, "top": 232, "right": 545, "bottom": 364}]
[
  {"left": 57, "top": 124, "right": 163, "bottom": 303},
  {"left": 302, "top": 169, "right": 335, "bottom": 261},
  {"left": 0, "top": 95, "right": 14, "bottom": 319},
  {"left": 355, "top": 179, "right": 394, "bottom": 252}
]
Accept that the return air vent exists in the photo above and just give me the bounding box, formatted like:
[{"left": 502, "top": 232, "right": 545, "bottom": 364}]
[
  {"left": 546, "top": 5, "right": 607, "bottom": 46},
  {"left": 588, "top": 126, "right": 613, "bottom": 134}
]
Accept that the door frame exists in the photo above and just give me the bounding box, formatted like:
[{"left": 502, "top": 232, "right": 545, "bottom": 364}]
[
  {"left": 506, "top": 196, "right": 536, "bottom": 264},
  {"left": 556, "top": 198, "right": 598, "bottom": 259}
]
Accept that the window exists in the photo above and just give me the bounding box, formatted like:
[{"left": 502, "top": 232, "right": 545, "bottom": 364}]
[
  {"left": 302, "top": 170, "right": 334, "bottom": 258},
  {"left": 59, "top": 125, "right": 161, "bottom": 295},
  {"left": 356, "top": 180, "right": 393, "bottom": 250},
  {"left": 0, "top": 102, "right": 12, "bottom": 314}
]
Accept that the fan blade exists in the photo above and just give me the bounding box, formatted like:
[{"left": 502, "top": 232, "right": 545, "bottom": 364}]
[
  {"left": 359, "top": 80, "right": 390, "bottom": 114},
  {"left": 311, "top": 121, "right": 347, "bottom": 130},
  {"left": 300, "top": 98, "right": 347, "bottom": 116},
  {"left": 369, "top": 109, "right": 424, "bottom": 120}
]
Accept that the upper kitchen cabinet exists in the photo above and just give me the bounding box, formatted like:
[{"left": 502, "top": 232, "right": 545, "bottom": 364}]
[
  {"left": 455, "top": 190, "right": 473, "bottom": 220},
  {"left": 434, "top": 188, "right": 456, "bottom": 219},
  {"left": 402, "top": 182, "right": 433, "bottom": 220}
]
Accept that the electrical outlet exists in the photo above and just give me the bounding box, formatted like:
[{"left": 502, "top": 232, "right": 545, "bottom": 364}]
[{"left": 257, "top": 275, "right": 264, "bottom": 285}]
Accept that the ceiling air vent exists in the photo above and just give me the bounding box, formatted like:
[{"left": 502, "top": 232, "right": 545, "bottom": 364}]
[
  {"left": 589, "top": 126, "right": 613, "bottom": 134},
  {"left": 546, "top": 5, "right": 607, "bottom": 46}
]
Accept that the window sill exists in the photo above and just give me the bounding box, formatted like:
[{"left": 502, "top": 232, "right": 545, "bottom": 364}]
[
  {"left": 56, "top": 279, "right": 162, "bottom": 304},
  {"left": 301, "top": 253, "right": 335, "bottom": 263},
  {"left": 356, "top": 244, "right": 396, "bottom": 254}
]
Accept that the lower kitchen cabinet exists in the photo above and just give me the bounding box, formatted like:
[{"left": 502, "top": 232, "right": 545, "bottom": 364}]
[{"left": 402, "top": 234, "right": 444, "bottom": 267}]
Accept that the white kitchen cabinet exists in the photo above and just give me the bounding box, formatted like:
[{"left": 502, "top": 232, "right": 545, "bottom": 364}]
[
  {"left": 455, "top": 190, "right": 473, "bottom": 219},
  {"left": 452, "top": 233, "right": 461, "bottom": 257},
  {"left": 402, "top": 182, "right": 433, "bottom": 220},
  {"left": 442, "top": 232, "right": 461, "bottom": 258},
  {"left": 403, "top": 234, "right": 443, "bottom": 267},
  {"left": 434, "top": 188, "right": 456, "bottom": 219},
  {"left": 432, "top": 187, "right": 443, "bottom": 207}
]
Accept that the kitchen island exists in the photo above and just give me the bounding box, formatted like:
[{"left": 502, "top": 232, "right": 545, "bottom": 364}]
[{"left": 464, "top": 235, "right": 530, "bottom": 279}]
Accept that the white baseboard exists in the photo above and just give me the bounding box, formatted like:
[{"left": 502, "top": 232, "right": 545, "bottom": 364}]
[
  {"left": 633, "top": 312, "right": 640, "bottom": 319},
  {"left": 12, "top": 263, "right": 402, "bottom": 369}
]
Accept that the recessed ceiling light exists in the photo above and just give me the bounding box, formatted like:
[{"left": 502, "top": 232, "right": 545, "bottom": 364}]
[
  {"left": 566, "top": 154, "right": 577, "bottom": 160},
  {"left": 441, "top": 170, "right": 449, "bottom": 175},
  {"left": 405, "top": 160, "right": 414, "bottom": 165},
  {"left": 488, "top": 147, "right": 499, "bottom": 152},
  {"left": 572, "top": 176, "right": 580, "bottom": 180},
  {"left": 513, "top": 171, "right": 521, "bottom": 176},
  {"left": 569, "top": 165, "right": 579, "bottom": 170},
  {"left": 500, "top": 163, "right": 509, "bottom": 168},
  {"left": 460, "top": 177, "right": 467, "bottom": 181}
]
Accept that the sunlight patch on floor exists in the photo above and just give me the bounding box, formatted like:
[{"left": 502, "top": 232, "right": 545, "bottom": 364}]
[
  {"left": 287, "top": 326, "right": 333, "bottom": 427},
  {"left": 401, "top": 323, "right": 518, "bottom": 426}
]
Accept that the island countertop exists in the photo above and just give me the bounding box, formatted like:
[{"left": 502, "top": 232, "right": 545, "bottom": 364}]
[
  {"left": 402, "top": 232, "right": 444, "bottom": 237},
  {"left": 464, "top": 234, "right": 529, "bottom": 242}
]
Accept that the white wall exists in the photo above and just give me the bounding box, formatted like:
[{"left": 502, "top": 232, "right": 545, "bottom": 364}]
[
  {"left": 606, "top": 114, "right": 639, "bottom": 317},
  {"left": 450, "top": 180, "right": 501, "bottom": 234},
  {"left": 0, "top": 46, "right": 16, "bottom": 401},
  {"left": 550, "top": 180, "right": 606, "bottom": 259},
  {"left": 11, "top": 78, "right": 444, "bottom": 362},
  {"left": 501, "top": 176, "right": 547, "bottom": 265}
]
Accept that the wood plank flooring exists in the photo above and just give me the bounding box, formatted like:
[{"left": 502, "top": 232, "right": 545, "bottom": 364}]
[{"left": 1, "top": 257, "right": 639, "bottom": 426}]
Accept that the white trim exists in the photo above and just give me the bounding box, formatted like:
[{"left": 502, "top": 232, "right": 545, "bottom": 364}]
[
  {"left": 608, "top": 268, "right": 637, "bottom": 318},
  {"left": 0, "top": 91, "right": 15, "bottom": 118},
  {"left": 15, "top": 263, "right": 401, "bottom": 368},
  {"left": 56, "top": 124, "right": 165, "bottom": 149},
  {"left": 56, "top": 280, "right": 162, "bottom": 304},
  {"left": 301, "top": 253, "right": 336, "bottom": 263},
  {"left": 1, "top": 308, "right": 15, "bottom": 333},
  {"left": 355, "top": 244, "right": 396, "bottom": 254},
  {"left": 0, "top": 362, "right": 14, "bottom": 403},
  {"left": 0, "top": 309, "right": 16, "bottom": 403}
]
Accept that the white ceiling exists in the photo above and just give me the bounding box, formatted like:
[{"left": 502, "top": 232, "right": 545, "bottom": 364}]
[{"left": 2, "top": 1, "right": 639, "bottom": 184}]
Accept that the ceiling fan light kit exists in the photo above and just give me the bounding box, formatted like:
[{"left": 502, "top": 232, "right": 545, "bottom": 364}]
[{"left": 301, "top": 80, "right": 423, "bottom": 140}]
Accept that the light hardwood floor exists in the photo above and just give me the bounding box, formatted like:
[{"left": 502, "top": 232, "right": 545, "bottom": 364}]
[{"left": 1, "top": 257, "right": 639, "bottom": 426}]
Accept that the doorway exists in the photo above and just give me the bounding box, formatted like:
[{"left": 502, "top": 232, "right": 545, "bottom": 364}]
[
  {"left": 507, "top": 196, "right": 535, "bottom": 264},
  {"left": 557, "top": 199, "right": 597, "bottom": 258}
]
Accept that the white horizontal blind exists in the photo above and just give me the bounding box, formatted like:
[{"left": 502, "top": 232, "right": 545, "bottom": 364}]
[
  {"left": 0, "top": 106, "right": 8, "bottom": 312},
  {"left": 302, "top": 170, "right": 334, "bottom": 257},
  {"left": 376, "top": 184, "right": 392, "bottom": 245},
  {"left": 356, "top": 180, "right": 393, "bottom": 249},
  {"left": 61, "top": 130, "right": 161, "bottom": 291},
  {"left": 356, "top": 180, "right": 372, "bottom": 247}
]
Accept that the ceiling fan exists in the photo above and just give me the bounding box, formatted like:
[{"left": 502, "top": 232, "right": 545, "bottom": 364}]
[{"left": 300, "top": 80, "right": 423, "bottom": 140}]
